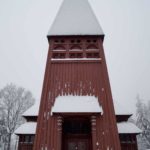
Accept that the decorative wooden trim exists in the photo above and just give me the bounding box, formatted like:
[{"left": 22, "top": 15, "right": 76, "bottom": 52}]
[
  {"left": 57, "top": 116, "right": 63, "bottom": 150},
  {"left": 91, "top": 116, "right": 97, "bottom": 150},
  {"left": 57, "top": 116, "right": 63, "bottom": 131},
  {"left": 91, "top": 116, "right": 96, "bottom": 131}
]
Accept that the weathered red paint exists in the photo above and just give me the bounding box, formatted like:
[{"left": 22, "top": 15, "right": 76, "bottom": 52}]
[{"left": 33, "top": 36, "right": 121, "bottom": 150}]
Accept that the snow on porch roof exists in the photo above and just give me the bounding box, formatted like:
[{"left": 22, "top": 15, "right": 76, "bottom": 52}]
[
  {"left": 117, "top": 122, "right": 142, "bottom": 134},
  {"left": 22, "top": 100, "right": 40, "bottom": 117},
  {"left": 114, "top": 99, "right": 132, "bottom": 116},
  {"left": 48, "top": 0, "right": 104, "bottom": 36},
  {"left": 22, "top": 98, "right": 133, "bottom": 117},
  {"left": 15, "top": 121, "right": 142, "bottom": 135},
  {"left": 51, "top": 95, "right": 102, "bottom": 114},
  {"left": 15, "top": 122, "right": 36, "bottom": 135}
]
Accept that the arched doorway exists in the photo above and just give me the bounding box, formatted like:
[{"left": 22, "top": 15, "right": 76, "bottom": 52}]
[{"left": 62, "top": 117, "right": 92, "bottom": 150}]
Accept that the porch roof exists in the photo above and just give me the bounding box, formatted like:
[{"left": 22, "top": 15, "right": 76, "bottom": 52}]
[
  {"left": 51, "top": 95, "right": 102, "bottom": 114},
  {"left": 117, "top": 122, "right": 142, "bottom": 134},
  {"left": 22, "top": 98, "right": 133, "bottom": 118},
  {"left": 15, "top": 121, "right": 142, "bottom": 135},
  {"left": 15, "top": 122, "right": 37, "bottom": 135},
  {"left": 22, "top": 100, "right": 40, "bottom": 117},
  {"left": 114, "top": 100, "right": 132, "bottom": 116}
]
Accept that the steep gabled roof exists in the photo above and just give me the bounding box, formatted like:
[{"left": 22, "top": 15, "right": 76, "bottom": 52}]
[{"left": 48, "top": 0, "right": 104, "bottom": 36}]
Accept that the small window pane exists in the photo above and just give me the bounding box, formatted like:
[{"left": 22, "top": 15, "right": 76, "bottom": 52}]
[
  {"left": 86, "top": 52, "right": 99, "bottom": 58},
  {"left": 25, "top": 136, "right": 30, "bottom": 143},
  {"left": 69, "top": 53, "right": 83, "bottom": 58},
  {"left": 30, "top": 136, "right": 35, "bottom": 143},
  {"left": 52, "top": 53, "right": 66, "bottom": 59}
]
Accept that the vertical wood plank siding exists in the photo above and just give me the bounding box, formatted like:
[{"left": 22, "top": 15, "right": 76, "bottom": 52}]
[{"left": 33, "top": 36, "right": 121, "bottom": 150}]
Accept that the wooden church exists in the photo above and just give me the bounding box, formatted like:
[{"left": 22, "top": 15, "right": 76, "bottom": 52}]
[{"left": 15, "top": 0, "right": 141, "bottom": 149}]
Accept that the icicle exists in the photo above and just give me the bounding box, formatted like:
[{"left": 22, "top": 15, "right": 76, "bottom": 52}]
[
  {"left": 65, "top": 83, "right": 67, "bottom": 88},
  {"left": 47, "top": 112, "right": 49, "bottom": 120},
  {"left": 61, "top": 90, "right": 64, "bottom": 96}
]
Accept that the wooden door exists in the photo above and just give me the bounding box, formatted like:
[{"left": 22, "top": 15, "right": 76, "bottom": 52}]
[{"left": 63, "top": 117, "right": 92, "bottom": 150}]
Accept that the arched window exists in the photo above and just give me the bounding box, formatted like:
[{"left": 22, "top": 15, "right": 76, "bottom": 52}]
[
  {"left": 70, "top": 45, "right": 82, "bottom": 51},
  {"left": 53, "top": 46, "right": 65, "bottom": 51},
  {"left": 86, "top": 45, "right": 98, "bottom": 51},
  {"left": 86, "top": 45, "right": 99, "bottom": 58}
]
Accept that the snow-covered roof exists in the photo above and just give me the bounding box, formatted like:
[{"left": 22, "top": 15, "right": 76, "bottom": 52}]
[
  {"left": 51, "top": 95, "right": 102, "bottom": 114},
  {"left": 15, "top": 122, "right": 37, "bottom": 135},
  {"left": 48, "top": 0, "right": 104, "bottom": 36},
  {"left": 22, "top": 98, "right": 133, "bottom": 117},
  {"left": 22, "top": 100, "right": 40, "bottom": 117},
  {"left": 113, "top": 100, "right": 133, "bottom": 116},
  {"left": 15, "top": 121, "right": 141, "bottom": 135},
  {"left": 117, "top": 122, "right": 142, "bottom": 134}
]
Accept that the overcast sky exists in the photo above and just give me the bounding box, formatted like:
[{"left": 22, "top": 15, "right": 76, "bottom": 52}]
[{"left": 0, "top": 0, "right": 150, "bottom": 113}]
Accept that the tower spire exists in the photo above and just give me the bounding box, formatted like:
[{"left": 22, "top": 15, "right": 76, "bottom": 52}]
[{"left": 48, "top": 0, "right": 104, "bottom": 36}]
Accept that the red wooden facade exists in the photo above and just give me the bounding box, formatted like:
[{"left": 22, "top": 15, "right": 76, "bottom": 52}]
[{"left": 32, "top": 36, "right": 121, "bottom": 150}]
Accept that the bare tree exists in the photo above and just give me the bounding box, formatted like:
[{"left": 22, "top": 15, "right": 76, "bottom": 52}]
[
  {"left": 0, "top": 83, "right": 35, "bottom": 150},
  {"left": 0, "top": 107, "right": 7, "bottom": 150},
  {"left": 136, "top": 95, "right": 150, "bottom": 150}
]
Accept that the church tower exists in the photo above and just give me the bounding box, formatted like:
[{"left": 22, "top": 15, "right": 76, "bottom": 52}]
[{"left": 34, "top": 0, "right": 121, "bottom": 149}]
